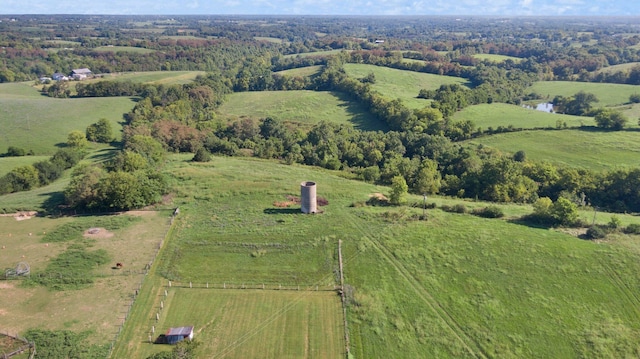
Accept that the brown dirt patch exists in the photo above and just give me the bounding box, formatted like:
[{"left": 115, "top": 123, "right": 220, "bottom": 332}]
[
  {"left": 0, "top": 282, "right": 15, "bottom": 289},
  {"left": 83, "top": 228, "right": 114, "bottom": 239},
  {"left": 0, "top": 211, "right": 38, "bottom": 221},
  {"left": 370, "top": 192, "right": 388, "bottom": 201}
]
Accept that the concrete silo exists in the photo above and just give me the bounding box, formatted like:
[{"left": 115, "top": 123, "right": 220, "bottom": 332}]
[{"left": 300, "top": 181, "right": 317, "bottom": 214}]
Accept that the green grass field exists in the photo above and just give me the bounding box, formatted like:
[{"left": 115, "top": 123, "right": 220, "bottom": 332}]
[
  {"left": 466, "top": 129, "right": 640, "bottom": 171},
  {"left": 283, "top": 49, "right": 351, "bottom": 59},
  {"left": 0, "top": 156, "right": 49, "bottom": 177},
  {"left": 93, "top": 46, "right": 156, "bottom": 54},
  {"left": 274, "top": 65, "right": 323, "bottom": 78},
  {"left": 0, "top": 83, "right": 135, "bottom": 155},
  {"left": 528, "top": 81, "right": 640, "bottom": 107},
  {"left": 594, "top": 62, "right": 640, "bottom": 75},
  {"left": 105, "top": 154, "right": 640, "bottom": 358},
  {"left": 218, "top": 90, "right": 387, "bottom": 131},
  {"left": 343, "top": 63, "right": 470, "bottom": 109},
  {"left": 0, "top": 83, "right": 134, "bottom": 155},
  {"left": 453, "top": 103, "right": 595, "bottom": 129},
  {"left": 93, "top": 71, "right": 206, "bottom": 85},
  {"left": 123, "top": 288, "right": 343, "bottom": 359},
  {"left": 472, "top": 54, "right": 523, "bottom": 63}
]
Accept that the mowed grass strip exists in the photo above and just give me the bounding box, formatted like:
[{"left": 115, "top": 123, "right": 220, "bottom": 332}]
[
  {"left": 528, "top": 81, "right": 640, "bottom": 107},
  {"left": 218, "top": 90, "right": 387, "bottom": 131},
  {"left": 453, "top": 103, "right": 594, "bottom": 129},
  {"left": 465, "top": 129, "right": 640, "bottom": 171},
  {"left": 343, "top": 63, "right": 470, "bottom": 109},
  {"left": 139, "top": 289, "right": 343, "bottom": 359}
]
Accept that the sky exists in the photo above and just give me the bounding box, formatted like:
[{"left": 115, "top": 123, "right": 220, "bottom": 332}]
[{"left": 2, "top": 0, "right": 640, "bottom": 16}]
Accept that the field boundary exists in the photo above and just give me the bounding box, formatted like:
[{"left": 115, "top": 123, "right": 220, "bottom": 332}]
[
  {"left": 162, "top": 280, "right": 339, "bottom": 292},
  {"left": 337, "top": 239, "right": 351, "bottom": 358},
  {"left": 105, "top": 208, "right": 178, "bottom": 358}
]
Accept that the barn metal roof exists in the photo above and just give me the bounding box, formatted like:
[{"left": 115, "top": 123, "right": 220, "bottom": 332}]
[{"left": 166, "top": 326, "right": 194, "bottom": 336}]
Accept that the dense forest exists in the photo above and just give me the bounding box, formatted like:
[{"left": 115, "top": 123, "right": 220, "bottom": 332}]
[{"left": 2, "top": 15, "right": 640, "bottom": 216}]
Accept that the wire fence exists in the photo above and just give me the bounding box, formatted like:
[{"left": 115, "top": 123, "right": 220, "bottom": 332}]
[
  {"left": 105, "top": 208, "right": 178, "bottom": 359},
  {"left": 0, "top": 332, "right": 35, "bottom": 359},
  {"left": 163, "top": 280, "right": 340, "bottom": 292}
]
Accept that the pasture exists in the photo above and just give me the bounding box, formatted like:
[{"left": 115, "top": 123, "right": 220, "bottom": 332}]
[
  {"left": 343, "top": 63, "right": 470, "bottom": 109},
  {"left": 218, "top": 90, "right": 387, "bottom": 131},
  {"left": 0, "top": 156, "right": 49, "bottom": 178},
  {"left": 93, "top": 46, "right": 156, "bottom": 54},
  {"left": 93, "top": 71, "right": 206, "bottom": 85},
  {"left": 0, "top": 211, "right": 172, "bottom": 346},
  {"left": 472, "top": 53, "right": 522, "bottom": 63},
  {"left": 466, "top": 129, "right": 640, "bottom": 171},
  {"left": 274, "top": 65, "right": 323, "bottom": 78},
  {"left": 593, "top": 62, "right": 640, "bottom": 74},
  {"left": 283, "top": 49, "right": 351, "bottom": 59},
  {"left": 107, "top": 154, "right": 640, "bottom": 358},
  {"left": 528, "top": 81, "right": 640, "bottom": 107},
  {"left": 453, "top": 103, "right": 594, "bottom": 129},
  {"left": 0, "top": 83, "right": 134, "bottom": 155},
  {"left": 119, "top": 288, "right": 343, "bottom": 359}
]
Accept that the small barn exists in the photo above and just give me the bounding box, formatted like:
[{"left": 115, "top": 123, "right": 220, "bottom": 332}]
[
  {"left": 165, "top": 326, "right": 194, "bottom": 344},
  {"left": 71, "top": 68, "right": 92, "bottom": 80}
]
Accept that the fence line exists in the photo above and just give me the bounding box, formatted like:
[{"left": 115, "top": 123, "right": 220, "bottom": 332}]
[
  {"left": 338, "top": 239, "right": 351, "bottom": 358},
  {"left": 0, "top": 332, "right": 35, "bottom": 359},
  {"left": 105, "top": 208, "right": 179, "bottom": 359},
  {"left": 160, "top": 280, "right": 339, "bottom": 292}
]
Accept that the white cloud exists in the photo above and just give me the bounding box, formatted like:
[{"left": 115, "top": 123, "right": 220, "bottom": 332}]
[{"left": 1, "top": 0, "right": 639, "bottom": 15}]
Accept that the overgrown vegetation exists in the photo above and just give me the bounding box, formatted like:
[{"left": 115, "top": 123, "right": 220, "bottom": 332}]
[{"left": 24, "top": 329, "right": 109, "bottom": 359}]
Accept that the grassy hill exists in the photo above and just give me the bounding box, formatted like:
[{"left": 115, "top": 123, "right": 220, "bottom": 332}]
[
  {"left": 218, "top": 90, "right": 387, "bottom": 131},
  {"left": 594, "top": 62, "right": 640, "bottom": 75},
  {"left": 453, "top": 103, "right": 594, "bottom": 129},
  {"left": 528, "top": 81, "right": 640, "bottom": 107},
  {"left": 343, "top": 63, "right": 470, "bottom": 109},
  {"left": 0, "top": 82, "right": 135, "bottom": 155},
  {"left": 109, "top": 154, "right": 640, "bottom": 358},
  {"left": 465, "top": 129, "right": 640, "bottom": 171}
]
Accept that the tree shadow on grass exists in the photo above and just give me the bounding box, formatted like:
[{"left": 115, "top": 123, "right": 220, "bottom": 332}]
[
  {"left": 40, "top": 191, "right": 66, "bottom": 215},
  {"left": 331, "top": 91, "right": 389, "bottom": 132},
  {"left": 263, "top": 208, "right": 301, "bottom": 214}
]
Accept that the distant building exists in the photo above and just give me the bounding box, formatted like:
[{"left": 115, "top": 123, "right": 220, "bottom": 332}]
[
  {"left": 165, "top": 326, "right": 194, "bottom": 345},
  {"left": 52, "top": 73, "right": 68, "bottom": 81},
  {"left": 374, "top": 39, "right": 385, "bottom": 44},
  {"left": 71, "top": 68, "right": 92, "bottom": 80}
]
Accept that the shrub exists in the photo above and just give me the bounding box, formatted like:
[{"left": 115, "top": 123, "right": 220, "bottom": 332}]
[
  {"left": 624, "top": 223, "right": 640, "bottom": 234},
  {"left": 6, "top": 146, "right": 26, "bottom": 156},
  {"left": 472, "top": 205, "right": 505, "bottom": 218},
  {"left": 586, "top": 226, "right": 607, "bottom": 240},
  {"left": 441, "top": 203, "right": 467, "bottom": 213},
  {"left": 192, "top": 147, "right": 212, "bottom": 162}
]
